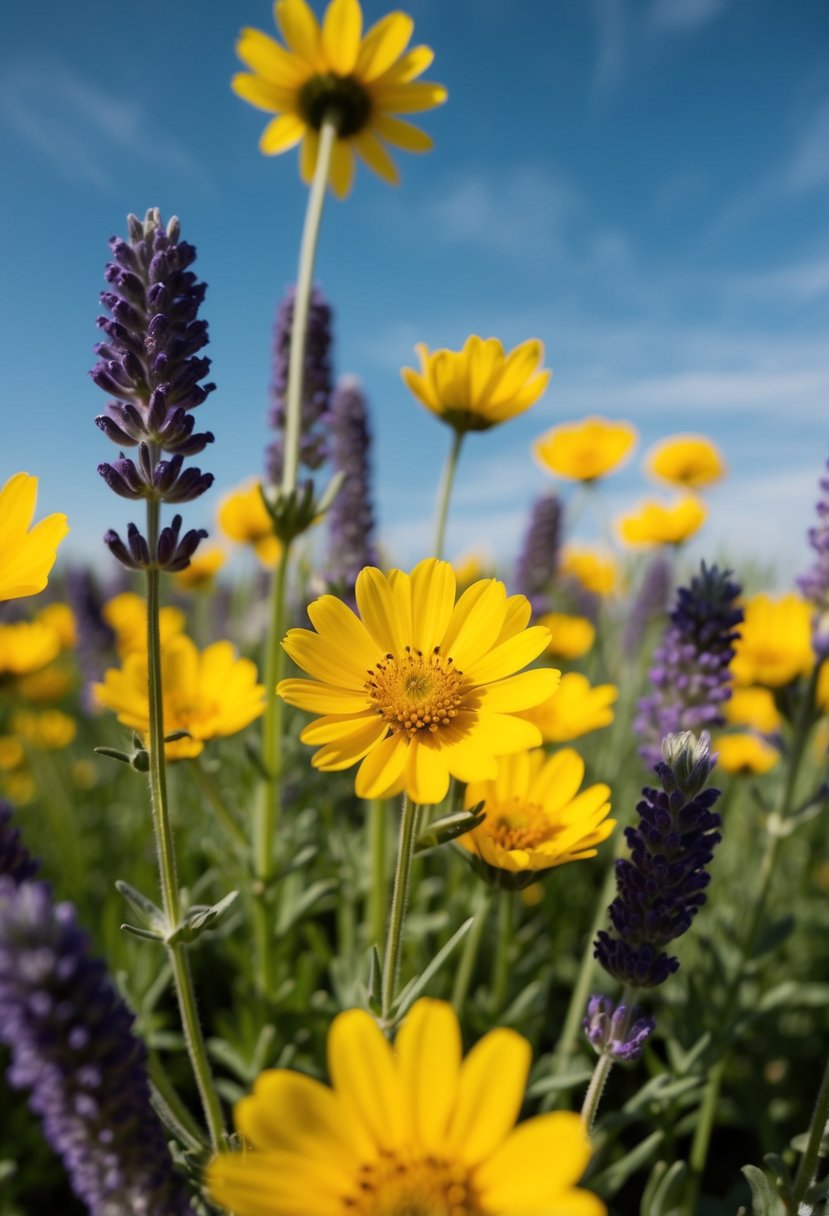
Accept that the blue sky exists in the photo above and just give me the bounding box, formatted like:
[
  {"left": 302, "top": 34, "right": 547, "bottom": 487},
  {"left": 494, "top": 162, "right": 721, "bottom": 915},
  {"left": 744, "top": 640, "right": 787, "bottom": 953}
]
[{"left": 2, "top": 0, "right": 829, "bottom": 585}]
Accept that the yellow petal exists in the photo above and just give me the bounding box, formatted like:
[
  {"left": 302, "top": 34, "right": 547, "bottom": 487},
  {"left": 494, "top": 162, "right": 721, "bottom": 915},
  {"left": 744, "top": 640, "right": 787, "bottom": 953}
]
[
  {"left": 405, "top": 738, "right": 450, "bottom": 804},
  {"left": 235, "top": 27, "right": 308, "bottom": 85},
  {"left": 441, "top": 579, "right": 507, "bottom": 669},
  {"left": 260, "top": 112, "right": 305, "bottom": 154},
  {"left": 306, "top": 593, "right": 379, "bottom": 667},
  {"left": 395, "top": 1000, "right": 461, "bottom": 1151},
  {"left": 276, "top": 0, "right": 323, "bottom": 66},
  {"left": 410, "top": 558, "right": 456, "bottom": 654},
  {"left": 475, "top": 1112, "right": 594, "bottom": 1207},
  {"left": 477, "top": 668, "right": 560, "bottom": 713},
  {"left": 464, "top": 625, "right": 552, "bottom": 685},
  {"left": 300, "top": 711, "right": 378, "bottom": 744},
  {"left": 357, "top": 12, "right": 414, "bottom": 80},
  {"left": 311, "top": 717, "right": 390, "bottom": 770},
  {"left": 322, "top": 0, "right": 362, "bottom": 74},
  {"left": 232, "top": 71, "right": 297, "bottom": 113},
  {"left": 374, "top": 44, "right": 434, "bottom": 84},
  {"left": 207, "top": 1149, "right": 345, "bottom": 1216},
  {"left": 445, "top": 1028, "right": 530, "bottom": 1164},
  {"left": 282, "top": 627, "right": 368, "bottom": 687},
  {"left": 329, "top": 137, "right": 356, "bottom": 198},
  {"left": 371, "top": 80, "right": 448, "bottom": 113},
  {"left": 235, "top": 1070, "right": 367, "bottom": 1163},
  {"left": 278, "top": 678, "right": 370, "bottom": 714},
  {"left": 355, "top": 566, "right": 409, "bottom": 654},
  {"left": 353, "top": 130, "right": 400, "bottom": 184},
  {"left": 530, "top": 748, "right": 585, "bottom": 809},
  {"left": 328, "top": 1008, "right": 406, "bottom": 1149},
  {"left": 300, "top": 129, "right": 320, "bottom": 183},
  {"left": 355, "top": 731, "right": 408, "bottom": 798},
  {"left": 0, "top": 473, "right": 37, "bottom": 539}
]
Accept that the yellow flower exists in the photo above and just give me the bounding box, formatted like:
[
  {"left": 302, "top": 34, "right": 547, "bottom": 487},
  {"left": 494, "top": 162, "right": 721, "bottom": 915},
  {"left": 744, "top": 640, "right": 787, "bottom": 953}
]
[
  {"left": 16, "top": 663, "right": 74, "bottom": 703},
  {"left": 715, "top": 732, "right": 779, "bottom": 775},
  {"left": 520, "top": 672, "right": 618, "bottom": 743},
  {"left": 818, "top": 662, "right": 829, "bottom": 714},
  {"left": 36, "top": 603, "right": 76, "bottom": 649},
  {"left": 2, "top": 769, "right": 35, "bottom": 806},
  {"left": 0, "top": 621, "right": 61, "bottom": 676},
  {"left": 0, "top": 473, "right": 69, "bottom": 602},
  {"left": 207, "top": 997, "right": 604, "bottom": 1216},
  {"left": 730, "top": 593, "right": 814, "bottom": 688},
  {"left": 0, "top": 737, "right": 25, "bottom": 772},
  {"left": 724, "top": 686, "right": 782, "bottom": 734},
  {"left": 217, "top": 480, "right": 282, "bottom": 568},
  {"left": 618, "top": 495, "right": 707, "bottom": 547},
  {"left": 102, "top": 592, "right": 185, "bottom": 660},
  {"left": 646, "top": 434, "right": 725, "bottom": 488},
  {"left": 538, "top": 612, "right": 595, "bottom": 660},
  {"left": 451, "top": 550, "right": 492, "bottom": 590},
  {"left": 560, "top": 545, "right": 617, "bottom": 597},
  {"left": 11, "top": 709, "right": 77, "bottom": 751},
  {"left": 93, "top": 635, "right": 266, "bottom": 760},
  {"left": 173, "top": 545, "right": 226, "bottom": 591},
  {"left": 278, "top": 559, "right": 560, "bottom": 804},
  {"left": 534, "top": 417, "right": 637, "bottom": 482},
  {"left": 459, "top": 749, "right": 614, "bottom": 877},
  {"left": 233, "top": 0, "right": 446, "bottom": 197},
  {"left": 402, "top": 337, "right": 550, "bottom": 433}
]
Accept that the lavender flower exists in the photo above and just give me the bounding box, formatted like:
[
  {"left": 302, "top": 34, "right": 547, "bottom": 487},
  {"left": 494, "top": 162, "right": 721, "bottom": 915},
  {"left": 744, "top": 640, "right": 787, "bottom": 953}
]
[
  {"left": 0, "top": 878, "right": 193, "bottom": 1215},
  {"left": 323, "top": 376, "right": 379, "bottom": 602},
  {"left": 91, "top": 208, "right": 215, "bottom": 572},
  {"left": 513, "top": 492, "right": 563, "bottom": 615},
  {"left": 595, "top": 731, "right": 722, "bottom": 989},
  {"left": 0, "top": 801, "right": 38, "bottom": 884},
  {"left": 623, "top": 553, "right": 673, "bottom": 653},
  {"left": 635, "top": 563, "right": 743, "bottom": 768},
  {"left": 798, "top": 454, "right": 829, "bottom": 657},
  {"left": 266, "top": 284, "right": 334, "bottom": 485},
  {"left": 584, "top": 994, "right": 655, "bottom": 1062}
]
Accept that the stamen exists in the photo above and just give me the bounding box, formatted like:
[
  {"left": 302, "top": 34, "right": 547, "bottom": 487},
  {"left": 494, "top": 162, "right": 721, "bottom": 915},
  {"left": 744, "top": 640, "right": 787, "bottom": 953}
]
[
  {"left": 341, "top": 1149, "right": 483, "bottom": 1216},
  {"left": 364, "top": 648, "right": 466, "bottom": 740}
]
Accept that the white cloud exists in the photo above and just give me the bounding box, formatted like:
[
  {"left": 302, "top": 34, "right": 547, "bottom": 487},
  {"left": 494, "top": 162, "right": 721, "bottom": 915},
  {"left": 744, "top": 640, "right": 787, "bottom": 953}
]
[
  {"left": 728, "top": 257, "right": 829, "bottom": 303},
  {"left": 648, "top": 0, "right": 730, "bottom": 32}
]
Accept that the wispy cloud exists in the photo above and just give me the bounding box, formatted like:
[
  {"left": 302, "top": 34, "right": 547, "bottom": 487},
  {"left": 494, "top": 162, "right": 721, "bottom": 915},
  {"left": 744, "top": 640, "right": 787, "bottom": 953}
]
[
  {"left": 783, "top": 96, "right": 829, "bottom": 195},
  {"left": 648, "top": 0, "right": 731, "bottom": 33},
  {"left": 590, "top": 0, "right": 627, "bottom": 96}
]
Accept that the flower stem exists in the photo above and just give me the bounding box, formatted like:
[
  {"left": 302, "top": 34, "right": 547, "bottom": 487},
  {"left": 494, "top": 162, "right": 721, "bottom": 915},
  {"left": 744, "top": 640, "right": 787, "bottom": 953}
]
[
  {"left": 580, "top": 984, "right": 635, "bottom": 1132},
  {"left": 188, "top": 756, "right": 246, "bottom": 849},
  {"left": 492, "top": 887, "right": 514, "bottom": 1012},
  {"left": 381, "top": 794, "right": 419, "bottom": 1024},
  {"left": 451, "top": 887, "right": 492, "bottom": 1013},
  {"left": 433, "top": 429, "right": 465, "bottom": 560},
  {"left": 791, "top": 1048, "right": 829, "bottom": 1209},
  {"left": 144, "top": 498, "right": 225, "bottom": 1150},
  {"left": 368, "top": 799, "right": 387, "bottom": 951}
]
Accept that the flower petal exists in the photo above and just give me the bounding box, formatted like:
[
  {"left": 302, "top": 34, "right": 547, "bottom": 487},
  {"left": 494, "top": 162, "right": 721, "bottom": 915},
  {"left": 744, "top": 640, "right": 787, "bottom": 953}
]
[
  {"left": 357, "top": 11, "right": 414, "bottom": 80},
  {"left": 371, "top": 112, "right": 433, "bottom": 152},
  {"left": 322, "top": 0, "right": 362, "bottom": 73},
  {"left": 235, "top": 1070, "right": 368, "bottom": 1163},
  {"left": 355, "top": 731, "right": 408, "bottom": 797},
  {"left": 405, "top": 738, "right": 450, "bottom": 804},
  {"left": 329, "top": 137, "right": 356, "bottom": 198},
  {"left": 353, "top": 129, "right": 400, "bottom": 185},
  {"left": 328, "top": 1008, "right": 406, "bottom": 1149},
  {"left": 445, "top": 1027, "right": 530, "bottom": 1164},
  {"left": 441, "top": 579, "right": 507, "bottom": 670},
  {"left": 355, "top": 566, "right": 409, "bottom": 654},
  {"left": 395, "top": 1000, "right": 460, "bottom": 1151},
  {"left": 464, "top": 626, "right": 553, "bottom": 684},
  {"left": 260, "top": 112, "right": 305, "bottom": 154},
  {"left": 278, "top": 678, "right": 370, "bottom": 714},
  {"left": 311, "top": 717, "right": 390, "bottom": 770},
  {"left": 477, "top": 668, "right": 560, "bottom": 713},
  {"left": 276, "top": 0, "right": 323, "bottom": 66},
  {"left": 410, "top": 558, "right": 456, "bottom": 655},
  {"left": 235, "top": 26, "right": 308, "bottom": 85},
  {"left": 282, "top": 627, "right": 368, "bottom": 687},
  {"left": 475, "top": 1112, "right": 594, "bottom": 1208},
  {"left": 232, "top": 71, "right": 296, "bottom": 113},
  {"left": 371, "top": 80, "right": 448, "bottom": 113}
]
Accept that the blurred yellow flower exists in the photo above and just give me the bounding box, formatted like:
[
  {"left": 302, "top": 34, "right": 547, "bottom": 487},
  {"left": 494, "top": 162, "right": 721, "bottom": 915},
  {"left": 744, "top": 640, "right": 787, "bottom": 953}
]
[
  {"left": 402, "top": 336, "right": 550, "bottom": 433},
  {"left": 560, "top": 545, "right": 617, "bottom": 596},
  {"left": 0, "top": 621, "right": 61, "bottom": 676},
  {"left": 725, "top": 686, "right": 782, "bottom": 734},
  {"left": 459, "top": 748, "right": 614, "bottom": 878},
  {"left": 36, "top": 603, "right": 76, "bottom": 649},
  {"left": 730, "top": 593, "right": 814, "bottom": 688},
  {"left": 12, "top": 709, "right": 77, "bottom": 751},
  {"left": 2, "top": 769, "right": 35, "bottom": 806},
  {"left": 217, "top": 480, "right": 282, "bottom": 568},
  {"left": 618, "top": 495, "right": 707, "bottom": 547},
  {"left": 715, "top": 732, "right": 779, "bottom": 775},
  {"left": 0, "top": 473, "right": 69, "bottom": 603},
  {"left": 538, "top": 612, "right": 595, "bottom": 660},
  {"left": 0, "top": 737, "right": 25, "bottom": 771},
  {"left": 278, "top": 558, "right": 559, "bottom": 805},
  {"left": 534, "top": 417, "right": 637, "bottom": 482},
  {"left": 233, "top": 0, "right": 446, "bottom": 197},
  {"left": 520, "top": 672, "right": 618, "bottom": 742},
  {"left": 94, "top": 635, "right": 266, "bottom": 760},
  {"left": 451, "top": 549, "right": 492, "bottom": 589},
  {"left": 16, "top": 664, "right": 74, "bottom": 704},
  {"left": 102, "top": 592, "right": 185, "bottom": 660},
  {"left": 818, "top": 662, "right": 829, "bottom": 713},
  {"left": 173, "top": 545, "right": 226, "bottom": 591},
  {"left": 646, "top": 434, "right": 725, "bottom": 488},
  {"left": 208, "top": 997, "right": 604, "bottom": 1216}
]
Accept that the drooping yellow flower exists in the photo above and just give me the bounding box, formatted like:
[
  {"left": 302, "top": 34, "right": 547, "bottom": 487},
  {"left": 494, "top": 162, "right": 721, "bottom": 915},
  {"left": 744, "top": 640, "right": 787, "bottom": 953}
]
[
  {"left": 618, "top": 495, "right": 707, "bottom": 547},
  {"left": 0, "top": 621, "right": 61, "bottom": 676},
  {"left": 534, "top": 417, "right": 637, "bottom": 483},
  {"left": 233, "top": 0, "right": 446, "bottom": 198},
  {"left": 715, "top": 732, "right": 779, "bottom": 775},
  {"left": 11, "top": 709, "right": 77, "bottom": 751},
  {"left": 520, "top": 672, "right": 618, "bottom": 743},
  {"left": 730, "top": 593, "right": 814, "bottom": 688},
  {"left": 724, "top": 685, "right": 782, "bottom": 734},
  {"left": 102, "top": 592, "right": 186, "bottom": 660},
  {"left": 402, "top": 337, "right": 550, "bottom": 433},
  {"left": 173, "top": 544, "right": 226, "bottom": 591},
  {"left": 0, "top": 473, "right": 69, "bottom": 603},
  {"left": 217, "top": 480, "right": 282, "bottom": 568},
  {"left": 560, "top": 545, "right": 617, "bottom": 597},
  {"left": 207, "top": 997, "right": 604, "bottom": 1216},
  {"left": 459, "top": 749, "right": 614, "bottom": 878},
  {"left": 538, "top": 612, "right": 596, "bottom": 660},
  {"left": 278, "top": 559, "right": 560, "bottom": 804},
  {"left": 646, "top": 434, "right": 725, "bottom": 489},
  {"left": 93, "top": 635, "right": 266, "bottom": 760}
]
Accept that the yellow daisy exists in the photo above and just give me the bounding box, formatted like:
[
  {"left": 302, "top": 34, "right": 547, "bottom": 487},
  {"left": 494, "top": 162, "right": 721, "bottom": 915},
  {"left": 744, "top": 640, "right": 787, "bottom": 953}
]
[
  {"left": 538, "top": 612, "right": 596, "bottom": 660},
  {"left": 724, "top": 685, "right": 782, "bottom": 734},
  {"left": 459, "top": 748, "right": 614, "bottom": 878},
  {"left": 11, "top": 709, "right": 77, "bottom": 751},
  {"left": 217, "top": 480, "right": 282, "bottom": 568},
  {"left": 520, "top": 672, "right": 618, "bottom": 743},
  {"left": 646, "top": 434, "right": 725, "bottom": 489},
  {"left": 233, "top": 0, "right": 446, "bottom": 198},
  {"left": 207, "top": 997, "right": 604, "bottom": 1216},
  {"left": 0, "top": 621, "right": 62, "bottom": 677},
  {"left": 534, "top": 417, "right": 637, "bottom": 483},
  {"left": 278, "top": 559, "right": 560, "bottom": 804},
  {"left": 560, "top": 545, "right": 617, "bottom": 597},
  {"left": 402, "top": 336, "right": 550, "bottom": 434},
  {"left": 102, "top": 592, "right": 185, "bottom": 660},
  {"left": 173, "top": 544, "right": 226, "bottom": 591},
  {"left": 715, "top": 732, "right": 779, "bottom": 775},
  {"left": 617, "top": 495, "right": 707, "bottom": 547},
  {"left": 730, "top": 592, "right": 814, "bottom": 688},
  {"left": 0, "top": 473, "right": 69, "bottom": 603},
  {"left": 35, "top": 603, "right": 76, "bottom": 650}
]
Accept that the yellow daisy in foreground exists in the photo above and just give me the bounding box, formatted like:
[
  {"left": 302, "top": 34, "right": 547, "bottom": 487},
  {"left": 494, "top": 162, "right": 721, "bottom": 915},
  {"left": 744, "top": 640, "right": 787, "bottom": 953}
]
[
  {"left": 561, "top": 545, "right": 618, "bottom": 597},
  {"left": 233, "top": 0, "right": 446, "bottom": 198},
  {"left": 0, "top": 473, "right": 69, "bottom": 603},
  {"left": 278, "top": 559, "right": 560, "bottom": 804},
  {"left": 715, "top": 732, "right": 779, "bottom": 775},
  {"left": 207, "top": 997, "right": 604, "bottom": 1216},
  {"left": 217, "top": 480, "right": 282, "bottom": 568},
  {"left": 730, "top": 592, "right": 814, "bottom": 688},
  {"left": 520, "top": 672, "right": 618, "bottom": 743},
  {"left": 539, "top": 612, "right": 596, "bottom": 660},
  {"left": 93, "top": 635, "right": 265, "bottom": 760},
  {"left": 534, "top": 417, "right": 637, "bottom": 482},
  {"left": 402, "top": 336, "right": 550, "bottom": 434},
  {"left": 618, "top": 495, "right": 707, "bottom": 547},
  {"left": 459, "top": 748, "right": 614, "bottom": 878},
  {"left": 646, "top": 434, "right": 725, "bottom": 489}
]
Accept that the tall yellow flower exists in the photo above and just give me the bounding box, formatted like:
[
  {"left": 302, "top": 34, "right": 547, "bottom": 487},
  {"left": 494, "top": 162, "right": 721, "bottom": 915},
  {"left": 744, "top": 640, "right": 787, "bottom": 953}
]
[
  {"left": 0, "top": 473, "right": 69, "bottom": 603},
  {"left": 94, "top": 635, "right": 266, "bottom": 760},
  {"left": 520, "top": 672, "right": 618, "bottom": 743},
  {"left": 459, "top": 748, "right": 614, "bottom": 878},
  {"left": 278, "top": 559, "right": 560, "bottom": 804},
  {"left": 207, "top": 997, "right": 604, "bottom": 1216},
  {"left": 730, "top": 593, "right": 814, "bottom": 687},
  {"left": 233, "top": 0, "right": 446, "bottom": 197},
  {"left": 560, "top": 545, "right": 617, "bottom": 597},
  {"left": 646, "top": 434, "right": 725, "bottom": 488},
  {"left": 402, "top": 337, "right": 550, "bottom": 433},
  {"left": 618, "top": 495, "right": 707, "bottom": 547},
  {"left": 534, "top": 417, "right": 637, "bottom": 482},
  {"left": 217, "top": 480, "right": 282, "bottom": 568}
]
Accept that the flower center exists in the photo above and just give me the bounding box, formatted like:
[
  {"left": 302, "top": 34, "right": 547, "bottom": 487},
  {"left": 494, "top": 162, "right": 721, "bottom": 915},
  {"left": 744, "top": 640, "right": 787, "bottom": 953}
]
[
  {"left": 365, "top": 646, "right": 466, "bottom": 739},
  {"left": 343, "top": 1152, "right": 483, "bottom": 1216},
  {"left": 487, "top": 799, "right": 553, "bottom": 851},
  {"left": 298, "top": 73, "right": 372, "bottom": 137}
]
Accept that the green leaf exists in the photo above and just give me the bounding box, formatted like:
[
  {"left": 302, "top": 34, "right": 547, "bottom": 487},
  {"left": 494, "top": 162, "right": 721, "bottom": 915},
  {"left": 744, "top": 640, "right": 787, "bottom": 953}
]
[
  {"left": 167, "top": 890, "right": 239, "bottom": 945},
  {"left": 392, "top": 918, "right": 474, "bottom": 1019},
  {"left": 741, "top": 1165, "right": 786, "bottom": 1215},
  {"left": 115, "top": 879, "right": 166, "bottom": 931},
  {"left": 589, "top": 1131, "right": 664, "bottom": 1196},
  {"left": 120, "top": 922, "right": 164, "bottom": 943},
  {"left": 414, "top": 803, "right": 486, "bottom": 854},
  {"left": 640, "top": 1160, "right": 687, "bottom": 1216}
]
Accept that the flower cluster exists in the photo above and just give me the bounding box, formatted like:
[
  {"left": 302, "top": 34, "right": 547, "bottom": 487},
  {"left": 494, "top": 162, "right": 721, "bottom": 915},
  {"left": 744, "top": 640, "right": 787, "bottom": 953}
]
[
  {"left": 91, "top": 208, "right": 214, "bottom": 572},
  {"left": 323, "top": 375, "right": 379, "bottom": 601},
  {"left": 583, "top": 994, "right": 655, "bottom": 1063}
]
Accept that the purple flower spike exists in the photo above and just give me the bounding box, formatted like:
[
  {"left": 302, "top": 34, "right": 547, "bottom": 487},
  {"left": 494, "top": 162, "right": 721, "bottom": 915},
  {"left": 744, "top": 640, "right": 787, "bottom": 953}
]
[
  {"left": 266, "top": 284, "right": 334, "bottom": 484},
  {"left": 623, "top": 553, "right": 673, "bottom": 653},
  {"left": 324, "top": 376, "right": 379, "bottom": 604},
  {"left": 798, "top": 454, "right": 829, "bottom": 657},
  {"left": 0, "top": 878, "right": 194, "bottom": 1215},
  {"left": 513, "top": 492, "right": 563, "bottom": 616},
  {"left": 584, "top": 994, "right": 655, "bottom": 1062},
  {"left": 0, "top": 802, "right": 38, "bottom": 884}
]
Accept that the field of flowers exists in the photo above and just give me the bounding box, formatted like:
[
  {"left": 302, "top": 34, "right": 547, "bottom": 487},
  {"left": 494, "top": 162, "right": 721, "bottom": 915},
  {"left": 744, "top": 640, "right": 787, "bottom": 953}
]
[{"left": 2, "top": 2, "right": 829, "bottom": 1214}]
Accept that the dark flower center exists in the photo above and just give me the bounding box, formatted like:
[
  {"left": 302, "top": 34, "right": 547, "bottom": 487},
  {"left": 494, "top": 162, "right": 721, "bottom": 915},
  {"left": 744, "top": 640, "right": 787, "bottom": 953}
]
[{"left": 298, "top": 73, "right": 372, "bottom": 138}]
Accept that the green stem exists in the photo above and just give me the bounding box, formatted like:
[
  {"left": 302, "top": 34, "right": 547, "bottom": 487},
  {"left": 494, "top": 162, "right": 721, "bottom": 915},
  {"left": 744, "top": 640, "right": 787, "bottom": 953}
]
[
  {"left": 580, "top": 984, "right": 636, "bottom": 1132},
  {"left": 368, "top": 799, "right": 387, "bottom": 951},
  {"left": 381, "top": 794, "right": 419, "bottom": 1024},
  {"left": 433, "top": 428, "right": 465, "bottom": 560},
  {"left": 451, "top": 887, "right": 492, "bottom": 1013},
  {"left": 189, "top": 756, "right": 246, "bottom": 848},
  {"left": 144, "top": 498, "right": 225, "bottom": 1149},
  {"left": 492, "top": 887, "right": 514, "bottom": 1012},
  {"left": 791, "top": 1049, "right": 829, "bottom": 1210}
]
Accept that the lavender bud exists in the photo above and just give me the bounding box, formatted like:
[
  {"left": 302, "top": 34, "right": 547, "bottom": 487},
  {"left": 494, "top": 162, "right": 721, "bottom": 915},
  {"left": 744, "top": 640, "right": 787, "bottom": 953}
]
[
  {"left": 584, "top": 994, "right": 655, "bottom": 1062},
  {"left": 323, "top": 377, "right": 379, "bottom": 603},
  {"left": 266, "top": 284, "right": 334, "bottom": 484},
  {"left": 623, "top": 553, "right": 673, "bottom": 652},
  {"left": 513, "top": 493, "right": 562, "bottom": 616}
]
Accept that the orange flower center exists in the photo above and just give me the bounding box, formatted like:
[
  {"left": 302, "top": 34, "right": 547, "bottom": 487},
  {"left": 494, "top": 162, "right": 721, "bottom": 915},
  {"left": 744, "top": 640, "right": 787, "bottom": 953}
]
[
  {"left": 343, "top": 1151, "right": 483, "bottom": 1216},
  {"left": 365, "top": 646, "right": 466, "bottom": 739},
  {"left": 486, "top": 799, "right": 553, "bottom": 851}
]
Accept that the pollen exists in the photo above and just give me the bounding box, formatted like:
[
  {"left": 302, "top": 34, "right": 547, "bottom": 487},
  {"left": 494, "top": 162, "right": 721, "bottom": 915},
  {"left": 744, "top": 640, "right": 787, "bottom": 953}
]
[
  {"left": 364, "top": 646, "right": 466, "bottom": 739},
  {"left": 342, "top": 1149, "right": 484, "bottom": 1216},
  {"left": 488, "top": 799, "right": 557, "bottom": 851}
]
